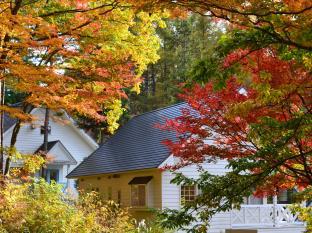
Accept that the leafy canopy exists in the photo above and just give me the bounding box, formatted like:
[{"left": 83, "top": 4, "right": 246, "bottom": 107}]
[{"left": 0, "top": 0, "right": 165, "bottom": 129}]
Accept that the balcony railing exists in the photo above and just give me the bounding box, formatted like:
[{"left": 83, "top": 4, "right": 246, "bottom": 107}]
[{"left": 231, "top": 204, "right": 302, "bottom": 227}]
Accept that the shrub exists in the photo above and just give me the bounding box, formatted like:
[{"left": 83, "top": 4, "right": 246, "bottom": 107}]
[
  {"left": 0, "top": 179, "right": 136, "bottom": 233},
  {"left": 290, "top": 187, "right": 312, "bottom": 233},
  {"left": 135, "top": 218, "right": 173, "bottom": 233}
]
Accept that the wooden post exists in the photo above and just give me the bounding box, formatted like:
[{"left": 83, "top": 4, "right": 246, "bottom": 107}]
[
  {"left": 43, "top": 108, "right": 49, "bottom": 152},
  {"left": 41, "top": 108, "right": 49, "bottom": 178}
]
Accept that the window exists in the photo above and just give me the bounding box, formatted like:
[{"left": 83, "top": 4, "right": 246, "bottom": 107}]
[
  {"left": 131, "top": 185, "right": 146, "bottom": 207},
  {"left": 278, "top": 190, "right": 294, "bottom": 204},
  {"left": 128, "top": 176, "right": 153, "bottom": 207},
  {"left": 181, "top": 185, "right": 196, "bottom": 204},
  {"left": 74, "top": 179, "right": 79, "bottom": 189},
  {"left": 266, "top": 190, "right": 295, "bottom": 204},
  {"left": 45, "top": 169, "right": 59, "bottom": 183},
  {"left": 246, "top": 195, "right": 263, "bottom": 205}
]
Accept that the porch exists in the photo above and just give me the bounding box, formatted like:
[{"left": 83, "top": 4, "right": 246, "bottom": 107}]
[{"left": 230, "top": 204, "right": 305, "bottom": 233}]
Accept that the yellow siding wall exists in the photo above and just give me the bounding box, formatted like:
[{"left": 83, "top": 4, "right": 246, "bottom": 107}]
[{"left": 77, "top": 169, "right": 162, "bottom": 220}]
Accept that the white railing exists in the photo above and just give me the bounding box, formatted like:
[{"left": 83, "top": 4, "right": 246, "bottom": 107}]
[{"left": 231, "top": 204, "right": 302, "bottom": 227}]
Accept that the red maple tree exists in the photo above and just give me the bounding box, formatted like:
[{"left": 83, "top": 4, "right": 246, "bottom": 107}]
[{"left": 161, "top": 48, "right": 311, "bottom": 195}]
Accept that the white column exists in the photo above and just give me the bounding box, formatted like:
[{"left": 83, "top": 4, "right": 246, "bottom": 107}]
[
  {"left": 273, "top": 195, "right": 277, "bottom": 227},
  {"left": 244, "top": 206, "right": 247, "bottom": 224},
  {"left": 66, "top": 164, "right": 70, "bottom": 189}
]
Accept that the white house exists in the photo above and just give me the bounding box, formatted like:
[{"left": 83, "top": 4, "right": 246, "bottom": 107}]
[
  {"left": 67, "top": 103, "right": 306, "bottom": 233},
  {"left": 3, "top": 107, "right": 98, "bottom": 191}
]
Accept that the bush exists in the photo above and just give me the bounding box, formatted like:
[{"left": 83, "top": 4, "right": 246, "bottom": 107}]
[
  {"left": 0, "top": 179, "right": 136, "bottom": 233},
  {"left": 290, "top": 187, "right": 312, "bottom": 233},
  {"left": 135, "top": 219, "right": 171, "bottom": 233}
]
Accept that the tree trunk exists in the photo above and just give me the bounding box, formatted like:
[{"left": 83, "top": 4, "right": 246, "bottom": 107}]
[
  {"left": 1, "top": 0, "right": 23, "bottom": 176},
  {"left": 0, "top": 80, "right": 4, "bottom": 175},
  {"left": 143, "top": 70, "right": 149, "bottom": 95},
  {"left": 151, "top": 64, "right": 156, "bottom": 96},
  {"left": 4, "top": 104, "right": 33, "bottom": 176},
  {"left": 4, "top": 120, "right": 21, "bottom": 175}
]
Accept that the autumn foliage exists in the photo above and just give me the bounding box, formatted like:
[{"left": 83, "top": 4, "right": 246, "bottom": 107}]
[
  {"left": 0, "top": 0, "right": 166, "bottom": 174},
  {"left": 162, "top": 48, "right": 311, "bottom": 195},
  {"left": 0, "top": 0, "right": 164, "bottom": 124},
  {"left": 153, "top": 0, "right": 312, "bottom": 50}
]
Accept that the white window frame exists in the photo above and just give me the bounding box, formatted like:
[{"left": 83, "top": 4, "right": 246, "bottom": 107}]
[{"left": 180, "top": 185, "right": 197, "bottom": 206}]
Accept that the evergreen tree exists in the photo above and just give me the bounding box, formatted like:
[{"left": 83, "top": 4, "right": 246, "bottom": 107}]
[{"left": 128, "top": 14, "right": 224, "bottom": 115}]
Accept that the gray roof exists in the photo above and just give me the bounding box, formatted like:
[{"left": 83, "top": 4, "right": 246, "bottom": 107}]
[
  {"left": 35, "top": 140, "right": 60, "bottom": 154},
  {"left": 3, "top": 113, "right": 17, "bottom": 132},
  {"left": 67, "top": 102, "right": 187, "bottom": 178}
]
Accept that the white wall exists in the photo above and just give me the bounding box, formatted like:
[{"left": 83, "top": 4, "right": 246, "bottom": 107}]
[
  {"left": 161, "top": 158, "right": 306, "bottom": 233},
  {"left": 4, "top": 108, "right": 96, "bottom": 190},
  {"left": 161, "top": 158, "right": 231, "bottom": 233}
]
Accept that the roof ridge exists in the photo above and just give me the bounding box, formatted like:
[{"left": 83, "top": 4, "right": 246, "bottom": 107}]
[{"left": 132, "top": 101, "right": 186, "bottom": 119}]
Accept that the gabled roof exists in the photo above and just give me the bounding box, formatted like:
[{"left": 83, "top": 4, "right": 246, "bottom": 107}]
[
  {"left": 3, "top": 113, "right": 17, "bottom": 132},
  {"left": 3, "top": 108, "right": 98, "bottom": 150},
  {"left": 36, "top": 140, "right": 77, "bottom": 165},
  {"left": 35, "top": 140, "right": 60, "bottom": 154},
  {"left": 67, "top": 102, "right": 187, "bottom": 178}
]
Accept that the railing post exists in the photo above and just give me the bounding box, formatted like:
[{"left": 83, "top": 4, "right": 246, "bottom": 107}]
[
  {"left": 230, "top": 208, "right": 232, "bottom": 228},
  {"left": 273, "top": 195, "right": 277, "bottom": 227}
]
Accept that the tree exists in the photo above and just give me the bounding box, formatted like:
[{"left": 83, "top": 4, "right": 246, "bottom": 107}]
[
  {"left": 76, "top": 14, "right": 225, "bottom": 143},
  {"left": 0, "top": 0, "right": 165, "bottom": 174},
  {"left": 152, "top": 2, "right": 312, "bottom": 232},
  {"left": 159, "top": 48, "right": 311, "bottom": 232},
  {"left": 148, "top": 0, "right": 312, "bottom": 51},
  {"left": 128, "top": 14, "right": 224, "bottom": 115}
]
